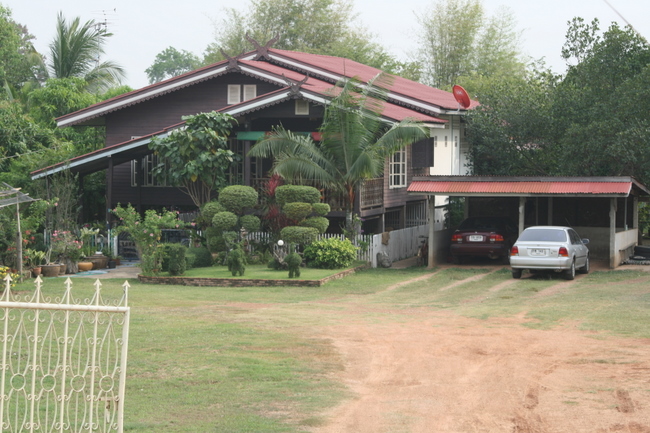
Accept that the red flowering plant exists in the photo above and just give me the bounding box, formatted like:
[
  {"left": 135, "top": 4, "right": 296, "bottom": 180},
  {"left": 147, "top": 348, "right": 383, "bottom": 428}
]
[
  {"left": 112, "top": 204, "right": 186, "bottom": 275},
  {"left": 49, "top": 230, "right": 83, "bottom": 263}
]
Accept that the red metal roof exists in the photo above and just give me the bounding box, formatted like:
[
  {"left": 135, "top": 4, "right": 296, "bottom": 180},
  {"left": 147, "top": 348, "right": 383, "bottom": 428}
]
[{"left": 407, "top": 178, "right": 643, "bottom": 197}]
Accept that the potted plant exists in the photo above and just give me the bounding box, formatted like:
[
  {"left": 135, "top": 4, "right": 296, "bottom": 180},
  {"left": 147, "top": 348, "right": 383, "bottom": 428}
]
[{"left": 25, "top": 249, "right": 46, "bottom": 277}]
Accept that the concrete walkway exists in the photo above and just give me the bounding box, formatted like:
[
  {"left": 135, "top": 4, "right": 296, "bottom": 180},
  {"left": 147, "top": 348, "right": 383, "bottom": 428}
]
[{"left": 69, "top": 262, "right": 141, "bottom": 279}]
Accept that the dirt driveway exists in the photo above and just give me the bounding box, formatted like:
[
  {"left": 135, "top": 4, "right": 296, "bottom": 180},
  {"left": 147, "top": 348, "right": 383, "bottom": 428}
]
[{"left": 309, "top": 264, "right": 650, "bottom": 433}]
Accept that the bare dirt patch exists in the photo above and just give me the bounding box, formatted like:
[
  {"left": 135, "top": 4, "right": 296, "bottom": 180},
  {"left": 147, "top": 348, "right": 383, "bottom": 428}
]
[{"left": 307, "top": 269, "right": 650, "bottom": 433}]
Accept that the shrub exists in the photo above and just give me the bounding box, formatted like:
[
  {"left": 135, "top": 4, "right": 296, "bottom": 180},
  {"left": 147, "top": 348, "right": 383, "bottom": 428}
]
[
  {"left": 280, "top": 226, "right": 319, "bottom": 245},
  {"left": 285, "top": 252, "right": 302, "bottom": 278},
  {"left": 201, "top": 201, "right": 226, "bottom": 221},
  {"left": 283, "top": 202, "right": 313, "bottom": 221},
  {"left": 311, "top": 203, "right": 330, "bottom": 217},
  {"left": 163, "top": 243, "right": 187, "bottom": 276},
  {"left": 212, "top": 211, "right": 238, "bottom": 231},
  {"left": 219, "top": 185, "right": 258, "bottom": 214},
  {"left": 239, "top": 214, "right": 261, "bottom": 232},
  {"left": 300, "top": 216, "right": 329, "bottom": 234},
  {"left": 275, "top": 185, "right": 320, "bottom": 206},
  {"left": 303, "top": 238, "right": 357, "bottom": 269},
  {"left": 187, "top": 246, "right": 212, "bottom": 268}
]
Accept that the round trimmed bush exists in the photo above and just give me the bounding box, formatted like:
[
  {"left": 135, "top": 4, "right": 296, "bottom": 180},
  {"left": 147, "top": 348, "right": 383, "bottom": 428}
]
[
  {"left": 283, "top": 202, "right": 313, "bottom": 221},
  {"left": 201, "top": 200, "right": 226, "bottom": 221},
  {"left": 280, "top": 226, "right": 319, "bottom": 245},
  {"left": 212, "top": 211, "right": 238, "bottom": 231},
  {"left": 275, "top": 185, "right": 320, "bottom": 206},
  {"left": 218, "top": 185, "right": 258, "bottom": 214},
  {"left": 300, "top": 216, "right": 329, "bottom": 233},
  {"left": 311, "top": 203, "right": 330, "bottom": 217},
  {"left": 239, "top": 214, "right": 261, "bottom": 232},
  {"left": 303, "top": 238, "right": 358, "bottom": 269}
]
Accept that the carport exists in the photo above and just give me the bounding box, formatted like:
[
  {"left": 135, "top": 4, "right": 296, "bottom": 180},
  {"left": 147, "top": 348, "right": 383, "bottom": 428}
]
[{"left": 407, "top": 176, "right": 650, "bottom": 269}]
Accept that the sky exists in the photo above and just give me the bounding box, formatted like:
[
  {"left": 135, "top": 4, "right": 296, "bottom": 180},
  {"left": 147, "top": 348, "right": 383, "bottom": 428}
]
[{"left": 5, "top": 0, "right": 650, "bottom": 89}]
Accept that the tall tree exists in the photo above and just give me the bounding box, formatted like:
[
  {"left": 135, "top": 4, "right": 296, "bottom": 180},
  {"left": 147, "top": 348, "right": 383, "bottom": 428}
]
[
  {"left": 145, "top": 47, "right": 202, "bottom": 84},
  {"left": 0, "top": 4, "right": 39, "bottom": 91},
  {"left": 247, "top": 74, "right": 428, "bottom": 231},
  {"left": 48, "top": 12, "right": 125, "bottom": 92},
  {"left": 416, "top": 0, "right": 525, "bottom": 90},
  {"left": 204, "top": 0, "right": 399, "bottom": 72}
]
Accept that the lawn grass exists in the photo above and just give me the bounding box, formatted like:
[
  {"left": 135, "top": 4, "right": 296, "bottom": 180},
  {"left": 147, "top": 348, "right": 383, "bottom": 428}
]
[{"left": 8, "top": 265, "right": 650, "bottom": 432}]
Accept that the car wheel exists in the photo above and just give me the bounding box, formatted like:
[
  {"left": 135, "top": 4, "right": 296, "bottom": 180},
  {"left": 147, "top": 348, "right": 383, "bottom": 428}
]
[
  {"left": 512, "top": 269, "right": 522, "bottom": 279},
  {"left": 578, "top": 255, "right": 590, "bottom": 274},
  {"left": 565, "top": 260, "right": 576, "bottom": 280}
]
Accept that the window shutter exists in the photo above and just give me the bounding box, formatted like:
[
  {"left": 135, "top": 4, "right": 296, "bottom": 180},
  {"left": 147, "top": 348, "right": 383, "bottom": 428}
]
[
  {"left": 295, "top": 99, "right": 309, "bottom": 115},
  {"left": 243, "top": 84, "right": 257, "bottom": 101},
  {"left": 227, "top": 85, "right": 241, "bottom": 104},
  {"left": 411, "top": 138, "right": 434, "bottom": 168}
]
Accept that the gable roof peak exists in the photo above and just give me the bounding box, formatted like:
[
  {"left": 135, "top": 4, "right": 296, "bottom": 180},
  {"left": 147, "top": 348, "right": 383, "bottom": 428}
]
[{"left": 245, "top": 34, "right": 280, "bottom": 60}]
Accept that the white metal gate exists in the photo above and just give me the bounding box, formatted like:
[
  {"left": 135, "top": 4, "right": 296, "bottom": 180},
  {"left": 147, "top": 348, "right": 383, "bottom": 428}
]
[{"left": 0, "top": 276, "right": 130, "bottom": 433}]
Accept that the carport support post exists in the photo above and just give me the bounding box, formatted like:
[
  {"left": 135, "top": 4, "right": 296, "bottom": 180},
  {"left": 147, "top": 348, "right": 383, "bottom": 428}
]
[
  {"left": 609, "top": 198, "right": 617, "bottom": 269},
  {"left": 428, "top": 195, "right": 436, "bottom": 268},
  {"left": 518, "top": 197, "right": 525, "bottom": 235}
]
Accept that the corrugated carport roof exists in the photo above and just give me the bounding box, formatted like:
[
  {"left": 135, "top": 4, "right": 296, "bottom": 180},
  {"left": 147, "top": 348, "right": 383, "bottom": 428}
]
[{"left": 407, "top": 176, "right": 650, "bottom": 198}]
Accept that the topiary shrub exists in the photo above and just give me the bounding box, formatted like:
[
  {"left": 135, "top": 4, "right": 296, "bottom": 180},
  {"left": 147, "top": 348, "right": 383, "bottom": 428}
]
[
  {"left": 201, "top": 200, "right": 226, "bottom": 221},
  {"left": 218, "top": 185, "right": 258, "bottom": 214},
  {"left": 311, "top": 203, "right": 330, "bottom": 217},
  {"left": 275, "top": 185, "right": 320, "bottom": 206},
  {"left": 300, "top": 216, "right": 329, "bottom": 234},
  {"left": 283, "top": 202, "right": 313, "bottom": 221},
  {"left": 280, "top": 226, "right": 319, "bottom": 245},
  {"left": 239, "top": 214, "right": 261, "bottom": 232},
  {"left": 285, "top": 252, "right": 302, "bottom": 278},
  {"left": 163, "top": 243, "right": 187, "bottom": 276},
  {"left": 226, "top": 244, "right": 246, "bottom": 276},
  {"left": 303, "top": 238, "right": 358, "bottom": 269},
  {"left": 212, "top": 211, "right": 238, "bottom": 231},
  {"left": 186, "top": 246, "right": 212, "bottom": 268}
]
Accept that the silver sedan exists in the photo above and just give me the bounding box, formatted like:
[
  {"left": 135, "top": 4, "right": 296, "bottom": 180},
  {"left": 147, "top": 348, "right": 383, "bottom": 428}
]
[{"left": 509, "top": 226, "right": 590, "bottom": 280}]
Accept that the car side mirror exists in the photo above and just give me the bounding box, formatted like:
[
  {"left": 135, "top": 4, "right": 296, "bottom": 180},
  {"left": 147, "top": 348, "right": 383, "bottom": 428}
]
[{"left": 581, "top": 239, "right": 590, "bottom": 245}]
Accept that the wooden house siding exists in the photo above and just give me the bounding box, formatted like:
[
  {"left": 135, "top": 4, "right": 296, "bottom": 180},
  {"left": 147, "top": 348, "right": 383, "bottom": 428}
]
[{"left": 105, "top": 75, "right": 281, "bottom": 146}]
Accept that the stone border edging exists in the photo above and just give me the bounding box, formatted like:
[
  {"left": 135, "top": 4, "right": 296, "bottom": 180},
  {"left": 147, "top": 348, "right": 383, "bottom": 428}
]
[{"left": 137, "top": 264, "right": 369, "bottom": 287}]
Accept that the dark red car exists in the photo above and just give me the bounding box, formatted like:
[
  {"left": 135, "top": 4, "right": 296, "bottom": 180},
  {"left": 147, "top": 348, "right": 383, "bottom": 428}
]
[{"left": 449, "top": 216, "right": 518, "bottom": 264}]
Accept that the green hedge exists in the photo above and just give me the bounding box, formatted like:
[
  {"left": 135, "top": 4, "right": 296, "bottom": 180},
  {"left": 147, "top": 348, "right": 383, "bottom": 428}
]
[{"left": 303, "top": 238, "right": 357, "bottom": 269}]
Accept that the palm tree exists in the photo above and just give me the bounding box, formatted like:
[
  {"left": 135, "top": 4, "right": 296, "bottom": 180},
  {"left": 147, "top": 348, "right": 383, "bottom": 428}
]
[
  {"left": 48, "top": 12, "right": 125, "bottom": 92},
  {"left": 248, "top": 74, "right": 428, "bottom": 232}
]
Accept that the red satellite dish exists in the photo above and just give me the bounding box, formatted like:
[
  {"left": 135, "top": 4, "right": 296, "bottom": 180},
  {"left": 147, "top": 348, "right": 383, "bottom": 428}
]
[{"left": 452, "top": 85, "right": 471, "bottom": 109}]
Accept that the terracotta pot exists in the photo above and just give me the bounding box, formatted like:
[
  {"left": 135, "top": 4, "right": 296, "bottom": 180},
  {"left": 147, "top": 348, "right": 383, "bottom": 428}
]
[
  {"left": 31, "top": 267, "right": 42, "bottom": 277},
  {"left": 77, "top": 262, "right": 93, "bottom": 272},
  {"left": 41, "top": 264, "right": 61, "bottom": 278}
]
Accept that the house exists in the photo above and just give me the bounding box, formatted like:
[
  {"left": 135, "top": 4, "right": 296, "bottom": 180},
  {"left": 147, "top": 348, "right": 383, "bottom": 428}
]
[{"left": 31, "top": 39, "right": 477, "bottom": 234}]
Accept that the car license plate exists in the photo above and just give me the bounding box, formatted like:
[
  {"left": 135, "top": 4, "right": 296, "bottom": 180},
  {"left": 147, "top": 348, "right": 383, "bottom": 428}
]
[
  {"left": 469, "top": 235, "right": 483, "bottom": 242},
  {"left": 530, "top": 248, "right": 546, "bottom": 256}
]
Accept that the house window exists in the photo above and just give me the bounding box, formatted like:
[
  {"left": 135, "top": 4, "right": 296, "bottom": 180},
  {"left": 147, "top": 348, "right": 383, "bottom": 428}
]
[
  {"left": 228, "top": 84, "right": 257, "bottom": 104},
  {"left": 131, "top": 154, "right": 167, "bottom": 187},
  {"left": 227, "top": 138, "right": 244, "bottom": 185},
  {"left": 389, "top": 148, "right": 406, "bottom": 188},
  {"left": 295, "top": 99, "right": 309, "bottom": 115}
]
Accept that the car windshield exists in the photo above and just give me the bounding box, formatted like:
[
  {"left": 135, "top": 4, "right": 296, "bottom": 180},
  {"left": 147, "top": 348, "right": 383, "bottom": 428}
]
[
  {"left": 458, "top": 217, "right": 510, "bottom": 231},
  {"left": 518, "top": 228, "right": 567, "bottom": 242}
]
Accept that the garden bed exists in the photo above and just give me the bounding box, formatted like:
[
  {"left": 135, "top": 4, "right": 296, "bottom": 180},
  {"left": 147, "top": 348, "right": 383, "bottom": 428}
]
[{"left": 137, "top": 263, "right": 369, "bottom": 287}]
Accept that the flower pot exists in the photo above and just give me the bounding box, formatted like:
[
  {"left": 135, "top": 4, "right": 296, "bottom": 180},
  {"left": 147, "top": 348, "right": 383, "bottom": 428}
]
[
  {"left": 58, "top": 263, "right": 66, "bottom": 275},
  {"left": 41, "top": 264, "right": 61, "bottom": 278},
  {"left": 31, "top": 267, "right": 42, "bottom": 278},
  {"left": 77, "top": 262, "right": 93, "bottom": 272},
  {"left": 107, "top": 260, "right": 117, "bottom": 269}
]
